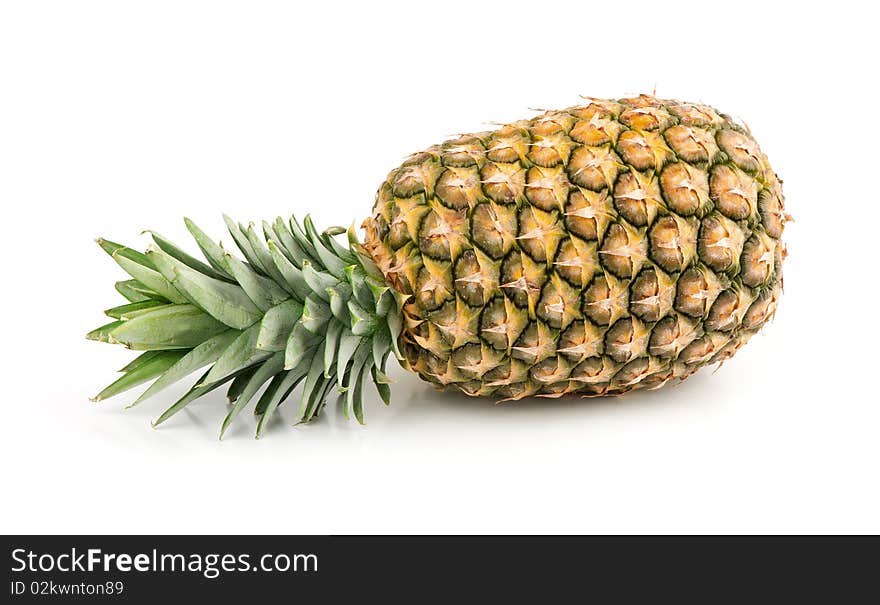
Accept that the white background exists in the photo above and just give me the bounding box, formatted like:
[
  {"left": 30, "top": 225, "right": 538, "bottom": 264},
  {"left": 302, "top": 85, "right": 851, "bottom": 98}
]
[{"left": 1, "top": 0, "right": 878, "bottom": 534}]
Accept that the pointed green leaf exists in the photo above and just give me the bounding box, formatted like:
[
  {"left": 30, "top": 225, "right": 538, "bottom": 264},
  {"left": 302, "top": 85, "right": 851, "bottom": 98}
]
[
  {"left": 266, "top": 240, "right": 311, "bottom": 301},
  {"left": 335, "top": 332, "right": 362, "bottom": 388},
  {"left": 112, "top": 252, "right": 187, "bottom": 303},
  {"left": 92, "top": 350, "right": 187, "bottom": 402},
  {"left": 386, "top": 309, "right": 404, "bottom": 359},
  {"left": 184, "top": 217, "right": 235, "bottom": 279},
  {"left": 204, "top": 323, "right": 271, "bottom": 384},
  {"left": 371, "top": 284, "right": 393, "bottom": 317},
  {"left": 152, "top": 369, "right": 238, "bottom": 427},
  {"left": 323, "top": 225, "right": 357, "bottom": 264},
  {"left": 371, "top": 365, "right": 392, "bottom": 405},
  {"left": 372, "top": 329, "right": 391, "bottom": 368},
  {"left": 109, "top": 304, "right": 227, "bottom": 350},
  {"left": 226, "top": 366, "right": 258, "bottom": 403},
  {"left": 253, "top": 373, "right": 287, "bottom": 435},
  {"left": 323, "top": 320, "right": 342, "bottom": 378},
  {"left": 284, "top": 321, "right": 321, "bottom": 370},
  {"left": 220, "top": 352, "right": 284, "bottom": 438},
  {"left": 326, "top": 284, "right": 351, "bottom": 323},
  {"left": 146, "top": 247, "right": 262, "bottom": 329},
  {"left": 97, "top": 238, "right": 156, "bottom": 270},
  {"left": 222, "top": 251, "right": 289, "bottom": 312},
  {"left": 115, "top": 280, "right": 155, "bottom": 302},
  {"left": 274, "top": 217, "right": 314, "bottom": 267},
  {"left": 118, "top": 303, "right": 174, "bottom": 321},
  {"left": 104, "top": 300, "right": 165, "bottom": 319},
  {"left": 301, "top": 260, "right": 336, "bottom": 301},
  {"left": 307, "top": 379, "right": 334, "bottom": 421},
  {"left": 129, "top": 329, "right": 239, "bottom": 407},
  {"left": 223, "top": 215, "right": 266, "bottom": 274},
  {"left": 257, "top": 300, "right": 302, "bottom": 351},
  {"left": 348, "top": 225, "right": 385, "bottom": 280},
  {"left": 255, "top": 359, "right": 306, "bottom": 417},
  {"left": 303, "top": 215, "right": 347, "bottom": 277},
  {"left": 345, "top": 264, "right": 374, "bottom": 308},
  {"left": 348, "top": 300, "right": 375, "bottom": 336},
  {"left": 87, "top": 320, "right": 125, "bottom": 343},
  {"left": 346, "top": 343, "right": 372, "bottom": 424},
  {"left": 300, "top": 295, "right": 331, "bottom": 333},
  {"left": 297, "top": 349, "right": 329, "bottom": 423},
  {"left": 244, "top": 223, "right": 288, "bottom": 287},
  {"left": 118, "top": 350, "right": 162, "bottom": 373},
  {"left": 290, "top": 216, "right": 325, "bottom": 271},
  {"left": 147, "top": 230, "right": 230, "bottom": 282},
  {"left": 255, "top": 366, "right": 308, "bottom": 438}
]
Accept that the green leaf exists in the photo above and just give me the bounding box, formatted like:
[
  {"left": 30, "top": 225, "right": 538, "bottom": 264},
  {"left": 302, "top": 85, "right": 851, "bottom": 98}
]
[
  {"left": 326, "top": 284, "right": 351, "bottom": 323},
  {"left": 303, "top": 215, "right": 347, "bottom": 277},
  {"left": 348, "top": 224, "right": 385, "bottom": 280},
  {"left": 297, "top": 349, "right": 329, "bottom": 423},
  {"left": 220, "top": 352, "right": 284, "bottom": 439},
  {"left": 255, "top": 367, "right": 307, "bottom": 438},
  {"left": 300, "top": 295, "right": 331, "bottom": 333},
  {"left": 346, "top": 342, "right": 372, "bottom": 425},
  {"left": 226, "top": 366, "right": 258, "bottom": 403},
  {"left": 204, "top": 323, "right": 271, "bottom": 384},
  {"left": 118, "top": 350, "right": 162, "bottom": 373},
  {"left": 348, "top": 300, "right": 375, "bottom": 336},
  {"left": 335, "top": 332, "right": 362, "bottom": 388},
  {"left": 244, "top": 223, "right": 289, "bottom": 287},
  {"left": 257, "top": 300, "right": 302, "bottom": 351},
  {"left": 290, "top": 216, "right": 325, "bottom": 271},
  {"left": 129, "top": 329, "right": 239, "bottom": 407},
  {"left": 119, "top": 303, "right": 174, "bottom": 321},
  {"left": 273, "top": 217, "right": 314, "bottom": 267},
  {"left": 112, "top": 251, "right": 187, "bottom": 304},
  {"left": 266, "top": 240, "right": 311, "bottom": 301},
  {"left": 386, "top": 308, "right": 404, "bottom": 360},
  {"left": 115, "top": 280, "right": 155, "bottom": 303},
  {"left": 97, "top": 238, "right": 156, "bottom": 270},
  {"left": 104, "top": 300, "right": 166, "bottom": 319},
  {"left": 301, "top": 260, "right": 336, "bottom": 301},
  {"left": 323, "top": 320, "right": 342, "bottom": 378},
  {"left": 317, "top": 378, "right": 337, "bottom": 417},
  {"left": 222, "top": 251, "right": 289, "bottom": 312},
  {"left": 146, "top": 247, "right": 262, "bottom": 330},
  {"left": 372, "top": 329, "right": 391, "bottom": 368},
  {"left": 109, "top": 304, "right": 228, "bottom": 350},
  {"left": 223, "top": 215, "right": 266, "bottom": 275},
  {"left": 371, "top": 365, "right": 392, "bottom": 405},
  {"left": 152, "top": 369, "right": 237, "bottom": 427},
  {"left": 87, "top": 320, "right": 125, "bottom": 343},
  {"left": 184, "top": 217, "right": 234, "bottom": 279},
  {"left": 284, "top": 323, "right": 320, "bottom": 370},
  {"left": 147, "top": 230, "right": 231, "bottom": 282},
  {"left": 92, "top": 350, "right": 187, "bottom": 402},
  {"left": 254, "top": 360, "right": 303, "bottom": 416},
  {"left": 371, "top": 284, "right": 393, "bottom": 317},
  {"left": 323, "top": 224, "right": 358, "bottom": 264},
  {"left": 345, "top": 264, "right": 374, "bottom": 309}
]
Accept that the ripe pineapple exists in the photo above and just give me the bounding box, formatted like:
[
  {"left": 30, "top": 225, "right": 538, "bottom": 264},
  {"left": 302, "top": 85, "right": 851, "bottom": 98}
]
[{"left": 89, "top": 95, "right": 786, "bottom": 435}]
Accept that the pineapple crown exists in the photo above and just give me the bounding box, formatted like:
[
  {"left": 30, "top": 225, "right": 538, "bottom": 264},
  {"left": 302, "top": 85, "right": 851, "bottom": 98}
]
[{"left": 87, "top": 215, "right": 405, "bottom": 438}]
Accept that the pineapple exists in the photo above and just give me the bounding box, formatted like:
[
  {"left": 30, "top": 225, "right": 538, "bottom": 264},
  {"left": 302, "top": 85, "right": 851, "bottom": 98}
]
[{"left": 89, "top": 95, "right": 786, "bottom": 435}]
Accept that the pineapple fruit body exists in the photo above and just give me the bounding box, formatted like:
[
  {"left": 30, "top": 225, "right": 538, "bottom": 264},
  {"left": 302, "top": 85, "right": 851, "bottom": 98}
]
[
  {"left": 363, "top": 95, "right": 786, "bottom": 400},
  {"left": 89, "top": 94, "right": 787, "bottom": 434}
]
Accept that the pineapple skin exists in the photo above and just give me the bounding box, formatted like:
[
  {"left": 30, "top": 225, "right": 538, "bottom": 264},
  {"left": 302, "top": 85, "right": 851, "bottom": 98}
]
[{"left": 362, "top": 95, "right": 786, "bottom": 400}]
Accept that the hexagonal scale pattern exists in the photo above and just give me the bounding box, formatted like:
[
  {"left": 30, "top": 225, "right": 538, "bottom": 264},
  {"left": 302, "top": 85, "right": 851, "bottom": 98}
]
[{"left": 363, "top": 95, "right": 787, "bottom": 400}]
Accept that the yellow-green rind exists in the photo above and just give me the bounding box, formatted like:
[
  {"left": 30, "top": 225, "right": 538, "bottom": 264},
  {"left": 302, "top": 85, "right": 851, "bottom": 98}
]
[{"left": 363, "top": 95, "right": 787, "bottom": 400}]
